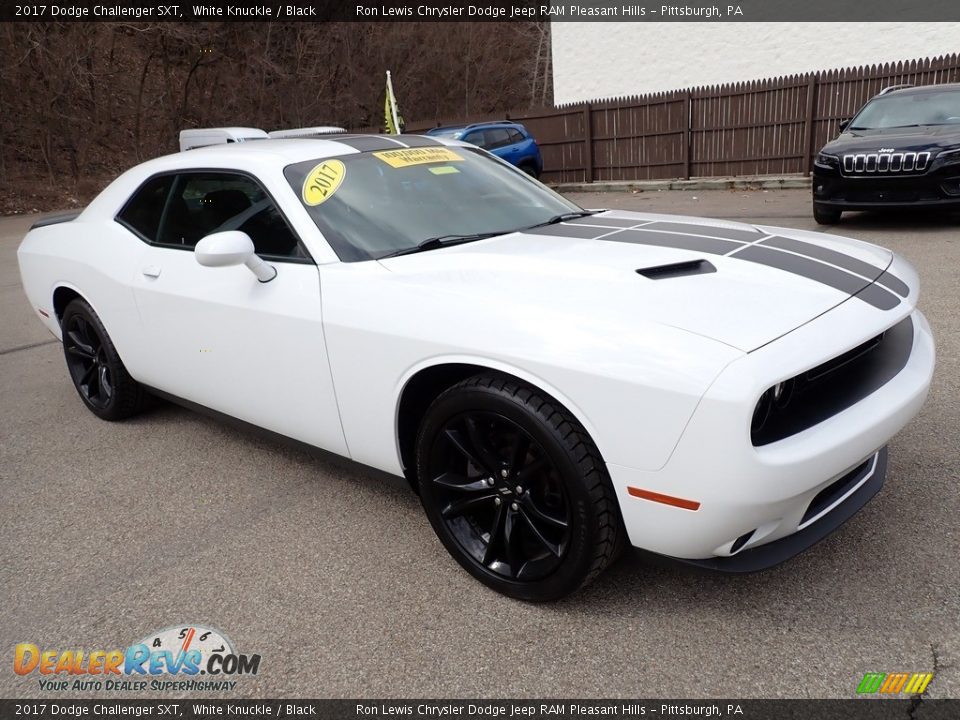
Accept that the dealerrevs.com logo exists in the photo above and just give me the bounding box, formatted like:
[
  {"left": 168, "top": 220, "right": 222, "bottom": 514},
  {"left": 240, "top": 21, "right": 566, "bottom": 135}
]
[{"left": 14, "top": 624, "right": 261, "bottom": 693}]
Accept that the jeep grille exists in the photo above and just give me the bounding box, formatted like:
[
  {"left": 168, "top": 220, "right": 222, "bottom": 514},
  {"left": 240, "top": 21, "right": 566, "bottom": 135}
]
[{"left": 841, "top": 151, "right": 931, "bottom": 175}]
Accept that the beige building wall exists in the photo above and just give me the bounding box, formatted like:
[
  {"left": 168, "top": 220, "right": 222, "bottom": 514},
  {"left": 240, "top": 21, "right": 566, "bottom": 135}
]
[{"left": 552, "top": 22, "right": 960, "bottom": 104}]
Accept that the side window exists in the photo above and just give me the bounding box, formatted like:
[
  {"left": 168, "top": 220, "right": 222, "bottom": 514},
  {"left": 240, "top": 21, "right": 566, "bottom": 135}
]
[
  {"left": 155, "top": 172, "right": 307, "bottom": 260},
  {"left": 483, "top": 128, "right": 512, "bottom": 150},
  {"left": 116, "top": 175, "right": 176, "bottom": 242},
  {"left": 507, "top": 128, "right": 525, "bottom": 144},
  {"left": 461, "top": 131, "right": 486, "bottom": 148}
]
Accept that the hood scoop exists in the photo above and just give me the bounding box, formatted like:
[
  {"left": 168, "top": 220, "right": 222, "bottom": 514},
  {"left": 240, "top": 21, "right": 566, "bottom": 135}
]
[{"left": 636, "top": 259, "right": 716, "bottom": 280}]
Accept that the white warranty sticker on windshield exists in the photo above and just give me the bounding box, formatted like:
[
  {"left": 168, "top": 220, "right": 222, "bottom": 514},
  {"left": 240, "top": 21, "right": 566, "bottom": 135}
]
[{"left": 373, "top": 147, "right": 464, "bottom": 168}]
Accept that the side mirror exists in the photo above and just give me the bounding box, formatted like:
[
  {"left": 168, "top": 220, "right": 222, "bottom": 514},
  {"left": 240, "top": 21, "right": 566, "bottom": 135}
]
[
  {"left": 838, "top": 118, "right": 851, "bottom": 132},
  {"left": 194, "top": 231, "right": 276, "bottom": 283}
]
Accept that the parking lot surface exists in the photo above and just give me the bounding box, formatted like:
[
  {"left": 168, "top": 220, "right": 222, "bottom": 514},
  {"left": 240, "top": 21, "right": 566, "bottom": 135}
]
[{"left": 1, "top": 189, "right": 957, "bottom": 699}]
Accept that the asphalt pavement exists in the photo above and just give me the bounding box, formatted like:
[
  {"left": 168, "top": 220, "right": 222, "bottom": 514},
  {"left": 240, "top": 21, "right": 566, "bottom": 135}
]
[{"left": 1, "top": 189, "right": 957, "bottom": 699}]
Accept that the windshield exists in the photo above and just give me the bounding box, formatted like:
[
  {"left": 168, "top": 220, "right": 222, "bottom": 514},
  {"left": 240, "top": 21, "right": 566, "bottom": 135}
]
[
  {"left": 850, "top": 90, "right": 960, "bottom": 129},
  {"left": 284, "top": 146, "right": 580, "bottom": 261},
  {"left": 425, "top": 128, "right": 464, "bottom": 138}
]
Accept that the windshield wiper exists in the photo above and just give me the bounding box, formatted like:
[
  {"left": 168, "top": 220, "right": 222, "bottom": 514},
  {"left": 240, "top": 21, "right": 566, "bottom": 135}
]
[
  {"left": 522, "top": 209, "right": 604, "bottom": 230},
  {"left": 377, "top": 211, "right": 605, "bottom": 259},
  {"left": 378, "top": 232, "right": 502, "bottom": 259},
  {"left": 849, "top": 124, "right": 923, "bottom": 131}
]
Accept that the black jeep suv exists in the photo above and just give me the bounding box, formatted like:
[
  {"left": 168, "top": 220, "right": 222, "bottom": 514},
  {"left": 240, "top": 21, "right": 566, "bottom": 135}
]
[{"left": 812, "top": 83, "right": 960, "bottom": 224}]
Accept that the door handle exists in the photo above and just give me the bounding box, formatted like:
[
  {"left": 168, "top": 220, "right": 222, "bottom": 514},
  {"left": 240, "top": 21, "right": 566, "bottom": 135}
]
[{"left": 142, "top": 266, "right": 162, "bottom": 279}]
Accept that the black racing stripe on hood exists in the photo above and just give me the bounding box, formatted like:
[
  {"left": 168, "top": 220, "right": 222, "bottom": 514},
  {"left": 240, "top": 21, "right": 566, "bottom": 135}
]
[
  {"left": 640, "top": 221, "right": 763, "bottom": 242},
  {"left": 526, "top": 222, "right": 743, "bottom": 253},
  {"left": 524, "top": 223, "right": 625, "bottom": 239},
  {"left": 854, "top": 282, "right": 904, "bottom": 311},
  {"left": 735, "top": 245, "right": 900, "bottom": 310},
  {"left": 761, "top": 236, "right": 908, "bottom": 297},
  {"left": 331, "top": 136, "right": 406, "bottom": 152},
  {"left": 523, "top": 219, "right": 904, "bottom": 310},
  {"left": 396, "top": 135, "right": 443, "bottom": 147},
  {"left": 613, "top": 229, "right": 743, "bottom": 255},
  {"left": 875, "top": 271, "right": 911, "bottom": 298},
  {"left": 567, "top": 216, "right": 650, "bottom": 228}
]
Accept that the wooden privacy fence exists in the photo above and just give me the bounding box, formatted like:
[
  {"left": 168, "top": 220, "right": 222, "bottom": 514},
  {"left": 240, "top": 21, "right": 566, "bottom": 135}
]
[{"left": 388, "top": 54, "right": 960, "bottom": 184}]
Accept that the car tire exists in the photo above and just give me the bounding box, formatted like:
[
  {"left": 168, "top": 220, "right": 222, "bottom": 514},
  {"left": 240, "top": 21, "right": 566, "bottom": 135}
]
[
  {"left": 813, "top": 203, "right": 842, "bottom": 225},
  {"left": 61, "top": 298, "right": 147, "bottom": 421},
  {"left": 519, "top": 163, "right": 539, "bottom": 179},
  {"left": 416, "top": 373, "right": 623, "bottom": 601}
]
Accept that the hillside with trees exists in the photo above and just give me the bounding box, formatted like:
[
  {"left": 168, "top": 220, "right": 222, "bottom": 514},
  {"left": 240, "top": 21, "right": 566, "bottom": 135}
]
[{"left": 0, "top": 21, "right": 552, "bottom": 211}]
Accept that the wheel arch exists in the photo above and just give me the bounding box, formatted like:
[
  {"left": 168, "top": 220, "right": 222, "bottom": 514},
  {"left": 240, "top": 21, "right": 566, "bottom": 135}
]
[
  {"left": 394, "top": 358, "right": 603, "bottom": 491},
  {"left": 53, "top": 284, "right": 85, "bottom": 325},
  {"left": 516, "top": 159, "right": 539, "bottom": 177},
  {"left": 51, "top": 285, "right": 134, "bottom": 369}
]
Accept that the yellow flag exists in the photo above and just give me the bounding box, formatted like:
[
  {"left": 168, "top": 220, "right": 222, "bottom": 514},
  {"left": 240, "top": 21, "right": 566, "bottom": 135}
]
[{"left": 384, "top": 71, "right": 403, "bottom": 135}]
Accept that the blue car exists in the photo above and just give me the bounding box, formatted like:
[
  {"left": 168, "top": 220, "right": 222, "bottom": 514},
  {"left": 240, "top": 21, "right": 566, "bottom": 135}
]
[{"left": 425, "top": 121, "right": 543, "bottom": 178}]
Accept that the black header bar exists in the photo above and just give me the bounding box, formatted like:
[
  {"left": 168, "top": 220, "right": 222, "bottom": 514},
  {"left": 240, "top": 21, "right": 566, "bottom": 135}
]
[
  {"left": 3, "top": 0, "right": 960, "bottom": 22},
  {"left": 1, "top": 699, "right": 960, "bottom": 720}
]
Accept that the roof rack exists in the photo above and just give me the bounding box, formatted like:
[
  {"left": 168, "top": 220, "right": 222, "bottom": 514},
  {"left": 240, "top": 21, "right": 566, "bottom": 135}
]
[
  {"left": 179, "top": 127, "right": 268, "bottom": 152},
  {"left": 878, "top": 84, "right": 914, "bottom": 96},
  {"left": 463, "top": 120, "right": 514, "bottom": 130},
  {"left": 268, "top": 126, "right": 348, "bottom": 139}
]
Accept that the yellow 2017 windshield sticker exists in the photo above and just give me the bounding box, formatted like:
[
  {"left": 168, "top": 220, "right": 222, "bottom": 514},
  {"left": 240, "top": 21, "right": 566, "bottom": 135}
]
[
  {"left": 373, "top": 147, "right": 464, "bottom": 168},
  {"left": 302, "top": 160, "right": 346, "bottom": 206}
]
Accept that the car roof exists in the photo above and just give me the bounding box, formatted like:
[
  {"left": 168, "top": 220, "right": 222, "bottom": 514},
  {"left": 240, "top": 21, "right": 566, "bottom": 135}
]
[
  {"left": 143, "top": 134, "right": 465, "bottom": 171},
  {"left": 429, "top": 121, "right": 525, "bottom": 132},
  {"left": 879, "top": 82, "right": 960, "bottom": 98},
  {"left": 82, "top": 134, "right": 473, "bottom": 223}
]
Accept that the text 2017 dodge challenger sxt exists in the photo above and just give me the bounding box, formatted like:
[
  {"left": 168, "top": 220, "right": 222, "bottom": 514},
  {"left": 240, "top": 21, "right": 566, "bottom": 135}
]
[{"left": 17, "top": 131, "right": 935, "bottom": 600}]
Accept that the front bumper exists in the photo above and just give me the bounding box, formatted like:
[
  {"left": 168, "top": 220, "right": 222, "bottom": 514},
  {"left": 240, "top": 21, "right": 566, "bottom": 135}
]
[
  {"left": 813, "top": 165, "right": 960, "bottom": 210},
  {"left": 607, "top": 293, "right": 934, "bottom": 567},
  {"left": 666, "top": 447, "right": 886, "bottom": 572}
]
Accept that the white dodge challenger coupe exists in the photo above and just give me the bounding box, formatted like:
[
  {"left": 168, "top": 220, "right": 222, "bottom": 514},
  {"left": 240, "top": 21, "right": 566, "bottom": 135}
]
[{"left": 18, "top": 130, "right": 935, "bottom": 600}]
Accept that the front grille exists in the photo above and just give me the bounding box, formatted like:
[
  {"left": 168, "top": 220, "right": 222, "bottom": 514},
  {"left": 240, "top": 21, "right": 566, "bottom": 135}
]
[
  {"left": 842, "top": 151, "right": 931, "bottom": 176},
  {"left": 751, "top": 316, "right": 914, "bottom": 446},
  {"left": 843, "top": 188, "right": 939, "bottom": 204},
  {"left": 804, "top": 334, "right": 884, "bottom": 382}
]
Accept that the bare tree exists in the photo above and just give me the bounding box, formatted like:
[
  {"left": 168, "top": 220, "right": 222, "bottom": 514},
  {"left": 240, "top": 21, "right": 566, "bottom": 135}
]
[{"left": 0, "top": 20, "right": 553, "bottom": 207}]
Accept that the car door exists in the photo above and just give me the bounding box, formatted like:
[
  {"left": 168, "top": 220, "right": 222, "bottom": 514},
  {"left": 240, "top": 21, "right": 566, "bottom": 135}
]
[
  {"left": 506, "top": 128, "right": 531, "bottom": 163},
  {"left": 481, "top": 128, "right": 516, "bottom": 162},
  {"left": 120, "top": 170, "right": 348, "bottom": 456}
]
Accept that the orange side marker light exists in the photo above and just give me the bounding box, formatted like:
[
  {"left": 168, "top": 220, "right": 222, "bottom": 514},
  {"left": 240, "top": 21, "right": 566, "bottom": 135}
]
[{"left": 627, "top": 487, "right": 701, "bottom": 511}]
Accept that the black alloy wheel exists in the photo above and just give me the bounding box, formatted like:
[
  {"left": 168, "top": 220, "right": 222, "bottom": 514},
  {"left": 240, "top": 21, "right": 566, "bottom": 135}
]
[
  {"left": 64, "top": 312, "right": 113, "bottom": 410},
  {"left": 61, "top": 298, "right": 147, "bottom": 421},
  {"left": 427, "top": 410, "right": 571, "bottom": 582},
  {"left": 417, "top": 374, "right": 623, "bottom": 601}
]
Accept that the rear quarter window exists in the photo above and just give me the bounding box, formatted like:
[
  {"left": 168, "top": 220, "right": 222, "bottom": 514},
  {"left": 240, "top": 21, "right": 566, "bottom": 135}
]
[{"left": 116, "top": 175, "right": 176, "bottom": 242}]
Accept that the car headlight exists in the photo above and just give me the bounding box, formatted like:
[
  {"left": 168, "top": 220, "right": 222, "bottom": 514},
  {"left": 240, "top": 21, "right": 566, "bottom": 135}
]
[
  {"left": 751, "top": 387, "right": 774, "bottom": 436},
  {"left": 938, "top": 147, "right": 960, "bottom": 161},
  {"left": 814, "top": 152, "right": 840, "bottom": 169}
]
